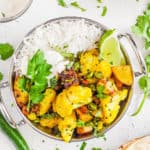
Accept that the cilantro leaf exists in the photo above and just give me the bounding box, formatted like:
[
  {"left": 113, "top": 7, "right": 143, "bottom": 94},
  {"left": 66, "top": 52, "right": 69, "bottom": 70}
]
[
  {"left": 18, "top": 76, "right": 29, "bottom": 92},
  {"left": 57, "top": 0, "right": 67, "bottom": 7},
  {"left": 0, "top": 72, "right": 3, "bottom": 81},
  {"left": 96, "top": 85, "right": 106, "bottom": 99},
  {"left": 92, "top": 148, "right": 102, "bottom": 150},
  {"left": 0, "top": 43, "right": 14, "bottom": 60},
  {"left": 80, "top": 141, "right": 87, "bottom": 150},
  {"left": 76, "top": 120, "right": 86, "bottom": 127},
  {"left": 131, "top": 3, "right": 150, "bottom": 49},
  {"left": 29, "top": 92, "right": 44, "bottom": 104},
  {"left": 70, "top": 1, "right": 86, "bottom": 12},
  {"left": 132, "top": 54, "right": 150, "bottom": 116}
]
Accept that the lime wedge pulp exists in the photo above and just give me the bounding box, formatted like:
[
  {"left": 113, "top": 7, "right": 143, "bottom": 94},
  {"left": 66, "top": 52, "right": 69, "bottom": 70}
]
[{"left": 99, "top": 29, "right": 126, "bottom": 66}]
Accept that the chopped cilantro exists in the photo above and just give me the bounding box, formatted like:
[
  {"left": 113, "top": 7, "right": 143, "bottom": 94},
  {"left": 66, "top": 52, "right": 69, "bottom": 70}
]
[
  {"left": 101, "top": 6, "right": 107, "bottom": 16},
  {"left": 96, "top": 85, "right": 106, "bottom": 99},
  {"left": 80, "top": 141, "right": 87, "bottom": 150},
  {"left": 92, "top": 148, "right": 102, "bottom": 150},
  {"left": 50, "top": 76, "right": 58, "bottom": 89},
  {"left": 57, "top": 0, "right": 67, "bottom": 7},
  {"left": 0, "top": 43, "right": 14, "bottom": 60},
  {"left": 0, "top": 72, "right": 3, "bottom": 81},
  {"left": 77, "top": 120, "right": 86, "bottom": 127},
  {"left": 70, "top": 1, "right": 86, "bottom": 12}
]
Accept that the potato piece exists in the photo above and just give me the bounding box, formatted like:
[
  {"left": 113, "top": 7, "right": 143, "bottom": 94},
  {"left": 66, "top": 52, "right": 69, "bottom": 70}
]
[
  {"left": 40, "top": 117, "right": 60, "bottom": 128},
  {"left": 76, "top": 107, "right": 93, "bottom": 122},
  {"left": 97, "top": 60, "right": 112, "bottom": 78},
  {"left": 112, "top": 65, "right": 133, "bottom": 86},
  {"left": 80, "top": 49, "right": 99, "bottom": 75},
  {"left": 38, "top": 89, "right": 56, "bottom": 116},
  {"left": 14, "top": 77, "right": 28, "bottom": 105},
  {"left": 77, "top": 126, "right": 93, "bottom": 135},
  {"left": 55, "top": 85, "right": 92, "bottom": 118},
  {"left": 58, "top": 112, "right": 76, "bottom": 142}
]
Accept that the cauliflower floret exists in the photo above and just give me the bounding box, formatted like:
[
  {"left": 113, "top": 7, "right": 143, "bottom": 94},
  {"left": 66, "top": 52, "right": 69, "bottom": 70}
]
[
  {"left": 58, "top": 112, "right": 76, "bottom": 142},
  {"left": 14, "top": 77, "right": 29, "bottom": 105},
  {"left": 100, "top": 89, "right": 128, "bottom": 124},
  {"left": 80, "top": 49, "right": 99, "bottom": 75},
  {"left": 55, "top": 85, "right": 92, "bottom": 117}
]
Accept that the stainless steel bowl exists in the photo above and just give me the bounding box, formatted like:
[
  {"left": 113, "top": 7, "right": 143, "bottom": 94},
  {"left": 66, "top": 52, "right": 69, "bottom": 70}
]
[
  {"left": 0, "top": 0, "right": 33, "bottom": 23},
  {"left": 0, "top": 17, "right": 146, "bottom": 142}
]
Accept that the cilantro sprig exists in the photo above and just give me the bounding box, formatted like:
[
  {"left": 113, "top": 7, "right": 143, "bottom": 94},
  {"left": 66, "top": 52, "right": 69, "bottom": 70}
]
[
  {"left": 132, "top": 55, "right": 150, "bottom": 116},
  {"left": 19, "top": 50, "right": 52, "bottom": 110},
  {"left": 0, "top": 43, "right": 14, "bottom": 60},
  {"left": 131, "top": 3, "right": 150, "bottom": 49}
]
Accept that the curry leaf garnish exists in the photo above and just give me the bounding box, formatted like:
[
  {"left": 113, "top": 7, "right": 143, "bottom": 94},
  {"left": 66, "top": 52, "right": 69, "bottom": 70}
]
[
  {"left": 132, "top": 55, "right": 150, "bottom": 116},
  {"left": 0, "top": 43, "right": 14, "bottom": 60},
  {"left": 131, "top": 3, "right": 150, "bottom": 49},
  {"left": 70, "top": 1, "right": 86, "bottom": 12},
  {"left": 27, "top": 50, "right": 52, "bottom": 105}
]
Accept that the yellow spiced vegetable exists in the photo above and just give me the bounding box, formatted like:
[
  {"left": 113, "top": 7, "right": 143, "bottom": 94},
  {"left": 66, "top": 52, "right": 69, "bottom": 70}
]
[
  {"left": 96, "top": 60, "right": 112, "bottom": 78},
  {"left": 58, "top": 112, "right": 76, "bottom": 142},
  {"left": 100, "top": 89, "right": 128, "bottom": 124},
  {"left": 112, "top": 65, "right": 133, "bottom": 86},
  {"left": 40, "top": 117, "right": 60, "bottom": 128},
  {"left": 80, "top": 49, "right": 99, "bottom": 75},
  {"left": 14, "top": 77, "right": 28, "bottom": 105},
  {"left": 38, "top": 89, "right": 56, "bottom": 116},
  {"left": 55, "top": 85, "right": 92, "bottom": 117}
]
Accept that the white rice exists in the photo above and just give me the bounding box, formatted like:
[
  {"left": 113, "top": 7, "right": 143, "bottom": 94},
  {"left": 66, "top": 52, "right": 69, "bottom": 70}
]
[{"left": 14, "top": 19, "right": 102, "bottom": 77}]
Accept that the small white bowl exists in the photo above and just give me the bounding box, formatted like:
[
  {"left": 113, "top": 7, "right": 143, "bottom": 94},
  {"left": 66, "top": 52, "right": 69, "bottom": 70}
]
[{"left": 0, "top": 0, "right": 33, "bottom": 23}]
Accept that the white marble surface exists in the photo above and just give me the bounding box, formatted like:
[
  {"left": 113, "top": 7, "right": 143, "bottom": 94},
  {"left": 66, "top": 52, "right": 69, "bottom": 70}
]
[{"left": 0, "top": 0, "right": 150, "bottom": 150}]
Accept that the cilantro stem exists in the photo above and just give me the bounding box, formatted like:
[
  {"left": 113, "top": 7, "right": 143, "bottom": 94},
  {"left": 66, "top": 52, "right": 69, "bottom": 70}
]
[{"left": 132, "top": 92, "right": 147, "bottom": 116}]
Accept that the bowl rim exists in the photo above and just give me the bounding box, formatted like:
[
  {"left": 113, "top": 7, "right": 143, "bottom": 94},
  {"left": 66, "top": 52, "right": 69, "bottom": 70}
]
[
  {"left": 0, "top": 0, "right": 33, "bottom": 23},
  {"left": 9, "top": 16, "right": 134, "bottom": 142}
]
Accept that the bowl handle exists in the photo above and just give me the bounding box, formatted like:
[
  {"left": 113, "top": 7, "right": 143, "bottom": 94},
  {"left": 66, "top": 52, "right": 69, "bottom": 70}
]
[
  {"left": 118, "top": 33, "right": 146, "bottom": 77},
  {"left": 0, "top": 81, "right": 26, "bottom": 128}
]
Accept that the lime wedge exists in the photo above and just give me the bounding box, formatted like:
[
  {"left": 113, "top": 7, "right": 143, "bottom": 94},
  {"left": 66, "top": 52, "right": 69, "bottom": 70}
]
[{"left": 99, "top": 30, "right": 126, "bottom": 66}]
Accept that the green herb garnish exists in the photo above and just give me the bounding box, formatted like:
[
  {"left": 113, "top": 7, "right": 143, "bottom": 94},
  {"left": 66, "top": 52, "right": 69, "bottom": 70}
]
[
  {"left": 26, "top": 50, "right": 51, "bottom": 109},
  {"left": 50, "top": 76, "right": 58, "bottom": 89},
  {"left": 96, "top": 85, "right": 106, "bottom": 99},
  {"left": 1, "top": 12, "right": 5, "bottom": 17},
  {"left": 57, "top": 0, "right": 67, "bottom": 7},
  {"left": 0, "top": 43, "right": 14, "bottom": 60},
  {"left": 132, "top": 55, "right": 150, "bottom": 116},
  {"left": 0, "top": 72, "right": 3, "bottom": 81},
  {"left": 80, "top": 141, "right": 87, "bottom": 150},
  {"left": 54, "top": 46, "right": 74, "bottom": 61},
  {"left": 77, "top": 120, "right": 86, "bottom": 127},
  {"left": 101, "top": 6, "right": 107, "bottom": 16},
  {"left": 70, "top": 1, "right": 86, "bottom": 12},
  {"left": 92, "top": 148, "right": 102, "bottom": 150},
  {"left": 131, "top": 3, "right": 150, "bottom": 49}
]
